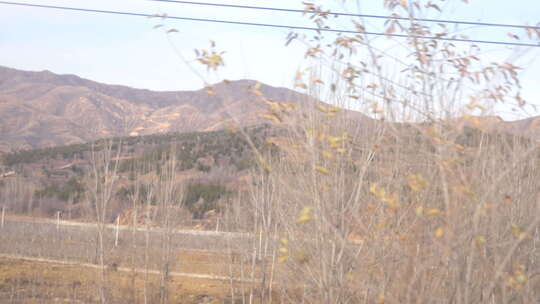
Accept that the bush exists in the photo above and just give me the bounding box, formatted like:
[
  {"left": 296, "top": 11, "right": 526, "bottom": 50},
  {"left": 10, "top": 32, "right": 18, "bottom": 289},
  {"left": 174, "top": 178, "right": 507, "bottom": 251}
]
[
  {"left": 183, "top": 182, "right": 230, "bottom": 218},
  {"left": 35, "top": 177, "right": 85, "bottom": 202}
]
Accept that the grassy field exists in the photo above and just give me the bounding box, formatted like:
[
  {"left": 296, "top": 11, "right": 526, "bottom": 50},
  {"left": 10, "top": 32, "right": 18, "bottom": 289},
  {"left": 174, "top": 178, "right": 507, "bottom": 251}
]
[{"left": 0, "top": 256, "right": 251, "bottom": 304}]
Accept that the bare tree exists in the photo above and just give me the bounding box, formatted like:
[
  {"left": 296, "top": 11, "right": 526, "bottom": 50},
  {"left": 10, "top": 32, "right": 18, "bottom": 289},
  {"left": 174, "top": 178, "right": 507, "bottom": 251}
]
[
  {"left": 85, "top": 139, "right": 122, "bottom": 304},
  {"left": 153, "top": 148, "right": 184, "bottom": 304}
]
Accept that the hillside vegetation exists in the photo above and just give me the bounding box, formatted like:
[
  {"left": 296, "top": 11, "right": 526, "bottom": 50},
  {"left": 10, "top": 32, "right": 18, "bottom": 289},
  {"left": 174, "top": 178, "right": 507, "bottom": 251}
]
[{"left": 0, "top": 125, "right": 276, "bottom": 221}]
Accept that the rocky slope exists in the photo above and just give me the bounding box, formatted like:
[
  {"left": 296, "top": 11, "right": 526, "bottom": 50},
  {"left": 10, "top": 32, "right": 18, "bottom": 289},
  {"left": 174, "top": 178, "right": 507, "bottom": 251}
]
[{"left": 0, "top": 66, "right": 331, "bottom": 151}]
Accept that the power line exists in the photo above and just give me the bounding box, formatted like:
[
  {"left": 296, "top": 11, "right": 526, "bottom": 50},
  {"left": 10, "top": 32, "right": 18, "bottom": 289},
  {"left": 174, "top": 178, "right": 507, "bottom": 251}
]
[
  {"left": 1, "top": 1, "right": 538, "bottom": 48},
  {"left": 150, "top": 0, "right": 540, "bottom": 31}
]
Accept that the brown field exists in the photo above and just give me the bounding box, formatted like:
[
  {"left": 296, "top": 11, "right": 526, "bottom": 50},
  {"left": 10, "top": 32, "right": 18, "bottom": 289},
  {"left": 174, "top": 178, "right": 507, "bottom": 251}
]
[{"left": 0, "top": 256, "right": 250, "bottom": 304}]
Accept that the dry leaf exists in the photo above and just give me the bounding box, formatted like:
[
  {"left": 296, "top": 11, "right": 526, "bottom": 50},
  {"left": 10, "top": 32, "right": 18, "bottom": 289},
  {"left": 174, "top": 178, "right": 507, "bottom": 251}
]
[{"left": 435, "top": 227, "right": 444, "bottom": 238}]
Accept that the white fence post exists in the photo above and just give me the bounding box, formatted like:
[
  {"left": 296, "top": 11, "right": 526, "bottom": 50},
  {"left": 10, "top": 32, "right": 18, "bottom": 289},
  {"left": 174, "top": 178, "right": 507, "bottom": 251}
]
[
  {"left": 1, "top": 205, "right": 5, "bottom": 229},
  {"left": 115, "top": 216, "right": 120, "bottom": 247},
  {"left": 56, "top": 211, "right": 60, "bottom": 231}
]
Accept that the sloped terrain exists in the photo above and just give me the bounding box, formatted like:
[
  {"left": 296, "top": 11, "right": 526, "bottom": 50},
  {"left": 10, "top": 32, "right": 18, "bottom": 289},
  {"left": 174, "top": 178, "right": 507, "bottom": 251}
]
[{"left": 0, "top": 66, "right": 326, "bottom": 151}]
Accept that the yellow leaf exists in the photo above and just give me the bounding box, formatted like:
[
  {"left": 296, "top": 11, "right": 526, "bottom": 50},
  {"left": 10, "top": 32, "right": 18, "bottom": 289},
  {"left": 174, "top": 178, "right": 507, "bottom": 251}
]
[
  {"left": 426, "top": 208, "right": 441, "bottom": 216},
  {"left": 464, "top": 114, "right": 481, "bottom": 127},
  {"left": 475, "top": 236, "right": 486, "bottom": 244},
  {"left": 466, "top": 103, "right": 488, "bottom": 111},
  {"left": 454, "top": 144, "right": 465, "bottom": 151},
  {"left": 281, "top": 101, "right": 299, "bottom": 111},
  {"left": 387, "top": 201, "right": 400, "bottom": 210},
  {"left": 408, "top": 174, "right": 428, "bottom": 191},
  {"left": 316, "top": 104, "right": 329, "bottom": 113},
  {"left": 415, "top": 206, "right": 424, "bottom": 216},
  {"left": 435, "top": 227, "right": 444, "bottom": 238},
  {"left": 526, "top": 28, "right": 534, "bottom": 39},
  {"left": 327, "top": 135, "right": 346, "bottom": 146},
  {"left": 297, "top": 206, "right": 313, "bottom": 223},
  {"left": 257, "top": 158, "right": 272, "bottom": 173},
  {"left": 295, "top": 82, "right": 308, "bottom": 89},
  {"left": 328, "top": 106, "right": 341, "bottom": 113},
  {"left": 369, "top": 183, "right": 379, "bottom": 195},
  {"left": 316, "top": 104, "right": 341, "bottom": 113},
  {"left": 515, "top": 273, "right": 528, "bottom": 283},
  {"left": 381, "top": 193, "right": 398, "bottom": 206},
  {"left": 265, "top": 101, "right": 281, "bottom": 111},
  {"left": 208, "top": 54, "right": 223, "bottom": 69},
  {"left": 265, "top": 138, "right": 276, "bottom": 145},
  {"left": 511, "top": 224, "right": 527, "bottom": 239},
  {"left": 314, "top": 165, "right": 330, "bottom": 176},
  {"left": 294, "top": 249, "right": 310, "bottom": 264},
  {"left": 259, "top": 113, "right": 282, "bottom": 124},
  {"left": 322, "top": 151, "right": 334, "bottom": 160},
  {"left": 370, "top": 183, "right": 386, "bottom": 198}
]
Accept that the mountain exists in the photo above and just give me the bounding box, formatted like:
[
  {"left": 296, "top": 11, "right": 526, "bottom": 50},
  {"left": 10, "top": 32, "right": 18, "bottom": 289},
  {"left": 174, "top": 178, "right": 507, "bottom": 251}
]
[
  {"left": 0, "top": 66, "right": 537, "bottom": 153},
  {"left": 0, "top": 66, "right": 344, "bottom": 152},
  {"left": 452, "top": 115, "right": 540, "bottom": 140},
  {"left": 499, "top": 116, "right": 540, "bottom": 140}
]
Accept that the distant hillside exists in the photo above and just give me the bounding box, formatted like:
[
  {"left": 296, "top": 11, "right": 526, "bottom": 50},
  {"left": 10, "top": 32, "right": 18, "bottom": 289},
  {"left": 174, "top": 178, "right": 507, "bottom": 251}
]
[
  {"left": 0, "top": 125, "right": 279, "bottom": 219},
  {"left": 449, "top": 115, "right": 540, "bottom": 140},
  {"left": 1, "top": 66, "right": 364, "bottom": 152},
  {"left": 0, "top": 66, "right": 537, "bottom": 153}
]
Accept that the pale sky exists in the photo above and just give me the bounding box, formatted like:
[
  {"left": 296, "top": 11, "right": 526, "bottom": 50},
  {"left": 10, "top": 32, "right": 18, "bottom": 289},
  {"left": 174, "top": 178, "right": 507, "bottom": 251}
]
[{"left": 0, "top": 0, "right": 539, "bottom": 120}]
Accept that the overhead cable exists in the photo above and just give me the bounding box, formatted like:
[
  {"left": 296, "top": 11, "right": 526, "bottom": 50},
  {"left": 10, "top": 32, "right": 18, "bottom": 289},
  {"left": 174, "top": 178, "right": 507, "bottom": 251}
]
[
  {"left": 150, "top": 0, "right": 540, "bottom": 30},
  {"left": 0, "top": 1, "right": 538, "bottom": 47}
]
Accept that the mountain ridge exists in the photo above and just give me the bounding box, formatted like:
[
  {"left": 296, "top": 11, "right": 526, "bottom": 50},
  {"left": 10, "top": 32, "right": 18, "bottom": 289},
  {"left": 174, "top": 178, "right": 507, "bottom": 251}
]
[
  {"left": 0, "top": 66, "right": 368, "bottom": 152},
  {"left": 0, "top": 66, "right": 538, "bottom": 153}
]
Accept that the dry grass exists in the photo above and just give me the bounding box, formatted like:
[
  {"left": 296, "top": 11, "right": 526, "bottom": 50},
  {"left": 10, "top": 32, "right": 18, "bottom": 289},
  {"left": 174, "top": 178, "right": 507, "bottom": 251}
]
[{"left": 0, "top": 257, "right": 241, "bottom": 304}]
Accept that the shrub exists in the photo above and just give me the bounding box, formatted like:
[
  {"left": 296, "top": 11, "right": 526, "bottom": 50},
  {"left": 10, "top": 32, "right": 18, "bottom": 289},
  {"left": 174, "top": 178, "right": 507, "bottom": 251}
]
[{"left": 183, "top": 182, "right": 230, "bottom": 218}]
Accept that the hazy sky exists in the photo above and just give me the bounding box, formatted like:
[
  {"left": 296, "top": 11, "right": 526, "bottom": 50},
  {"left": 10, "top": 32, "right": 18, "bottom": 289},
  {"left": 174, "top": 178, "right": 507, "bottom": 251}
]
[{"left": 0, "top": 0, "right": 539, "bottom": 119}]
